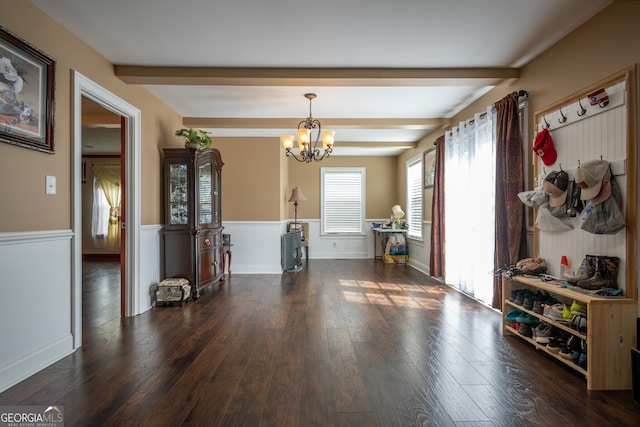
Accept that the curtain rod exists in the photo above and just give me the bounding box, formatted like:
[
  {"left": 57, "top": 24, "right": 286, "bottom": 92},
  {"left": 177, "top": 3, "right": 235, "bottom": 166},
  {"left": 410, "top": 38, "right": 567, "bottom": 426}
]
[{"left": 433, "top": 89, "right": 528, "bottom": 145}]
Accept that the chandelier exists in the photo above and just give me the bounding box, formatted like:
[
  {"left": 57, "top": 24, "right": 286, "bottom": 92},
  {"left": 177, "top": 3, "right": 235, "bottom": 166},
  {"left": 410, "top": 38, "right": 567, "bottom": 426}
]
[{"left": 281, "top": 93, "right": 335, "bottom": 163}]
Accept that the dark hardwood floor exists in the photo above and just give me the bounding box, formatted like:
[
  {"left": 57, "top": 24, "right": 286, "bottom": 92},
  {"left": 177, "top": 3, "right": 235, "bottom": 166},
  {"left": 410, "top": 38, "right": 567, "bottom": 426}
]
[{"left": 1, "top": 259, "right": 638, "bottom": 426}]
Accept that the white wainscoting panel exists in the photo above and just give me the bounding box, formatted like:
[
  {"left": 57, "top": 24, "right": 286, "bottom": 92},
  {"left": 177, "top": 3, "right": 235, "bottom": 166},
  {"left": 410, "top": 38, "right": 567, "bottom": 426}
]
[
  {"left": 220, "top": 222, "right": 287, "bottom": 274},
  {"left": 139, "top": 225, "right": 162, "bottom": 313},
  {"left": 0, "top": 230, "right": 74, "bottom": 393},
  {"left": 407, "top": 221, "right": 431, "bottom": 275}
]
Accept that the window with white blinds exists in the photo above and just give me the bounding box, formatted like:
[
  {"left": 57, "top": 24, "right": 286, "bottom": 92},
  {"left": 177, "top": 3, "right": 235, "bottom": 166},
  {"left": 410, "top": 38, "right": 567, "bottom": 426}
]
[
  {"left": 406, "top": 156, "right": 423, "bottom": 239},
  {"left": 321, "top": 167, "right": 365, "bottom": 234}
]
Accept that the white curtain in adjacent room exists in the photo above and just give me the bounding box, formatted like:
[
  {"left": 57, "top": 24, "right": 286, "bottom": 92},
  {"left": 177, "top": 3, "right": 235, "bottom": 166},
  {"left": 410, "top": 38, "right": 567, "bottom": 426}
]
[
  {"left": 92, "top": 164, "right": 121, "bottom": 251},
  {"left": 444, "top": 107, "right": 496, "bottom": 305}
]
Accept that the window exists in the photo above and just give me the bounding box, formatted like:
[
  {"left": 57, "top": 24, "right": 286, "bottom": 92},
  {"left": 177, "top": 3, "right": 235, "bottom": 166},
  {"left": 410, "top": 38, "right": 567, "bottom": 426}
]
[
  {"left": 92, "top": 178, "right": 110, "bottom": 246},
  {"left": 406, "top": 155, "right": 423, "bottom": 239},
  {"left": 444, "top": 107, "right": 495, "bottom": 305},
  {"left": 321, "top": 167, "right": 365, "bottom": 234}
]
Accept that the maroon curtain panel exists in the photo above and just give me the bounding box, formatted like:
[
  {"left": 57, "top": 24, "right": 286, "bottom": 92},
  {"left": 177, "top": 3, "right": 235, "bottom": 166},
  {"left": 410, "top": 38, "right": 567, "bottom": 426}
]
[
  {"left": 429, "top": 135, "right": 446, "bottom": 278},
  {"left": 493, "top": 93, "right": 528, "bottom": 308}
]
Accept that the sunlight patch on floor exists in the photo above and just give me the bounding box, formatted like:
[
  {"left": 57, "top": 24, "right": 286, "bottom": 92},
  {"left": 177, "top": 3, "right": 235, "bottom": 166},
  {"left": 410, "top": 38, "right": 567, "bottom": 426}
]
[{"left": 339, "top": 277, "right": 447, "bottom": 310}]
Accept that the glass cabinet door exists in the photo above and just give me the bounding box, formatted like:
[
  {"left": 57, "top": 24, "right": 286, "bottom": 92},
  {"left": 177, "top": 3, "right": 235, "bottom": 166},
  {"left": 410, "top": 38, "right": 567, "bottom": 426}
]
[
  {"left": 168, "top": 163, "right": 188, "bottom": 224},
  {"left": 198, "top": 162, "right": 212, "bottom": 225},
  {"left": 213, "top": 168, "right": 220, "bottom": 226}
]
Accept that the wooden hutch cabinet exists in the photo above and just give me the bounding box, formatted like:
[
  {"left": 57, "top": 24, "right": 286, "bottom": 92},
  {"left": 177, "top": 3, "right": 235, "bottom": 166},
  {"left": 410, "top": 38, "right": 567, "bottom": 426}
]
[{"left": 163, "top": 147, "right": 224, "bottom": 299}]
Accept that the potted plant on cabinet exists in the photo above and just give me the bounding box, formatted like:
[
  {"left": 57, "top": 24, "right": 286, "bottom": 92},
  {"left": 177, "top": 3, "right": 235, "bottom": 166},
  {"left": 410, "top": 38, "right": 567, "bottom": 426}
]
[{"left": 175, "top": 128, "right": 212, "bottom": 149}]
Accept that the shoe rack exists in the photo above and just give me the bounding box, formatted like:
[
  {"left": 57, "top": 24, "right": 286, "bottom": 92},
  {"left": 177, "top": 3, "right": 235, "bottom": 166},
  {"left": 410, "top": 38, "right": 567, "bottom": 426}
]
[{"left": 502, "top": 274, "right": 637, "bottom": 390}]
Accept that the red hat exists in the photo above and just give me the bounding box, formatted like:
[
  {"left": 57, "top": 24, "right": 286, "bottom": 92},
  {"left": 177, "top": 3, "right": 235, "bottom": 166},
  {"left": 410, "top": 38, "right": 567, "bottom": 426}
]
[{"left": 532, "top": 129, "right": 557, "bottom": 166}]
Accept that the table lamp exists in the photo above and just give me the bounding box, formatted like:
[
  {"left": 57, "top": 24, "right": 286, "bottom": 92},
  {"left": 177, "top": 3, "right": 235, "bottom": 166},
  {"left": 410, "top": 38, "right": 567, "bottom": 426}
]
[
  {"left": 391, "top": 204, "right": 404, "bottom": 229},
  {"left": 288, "top": 187, "right": 306, "bottom": 224}
]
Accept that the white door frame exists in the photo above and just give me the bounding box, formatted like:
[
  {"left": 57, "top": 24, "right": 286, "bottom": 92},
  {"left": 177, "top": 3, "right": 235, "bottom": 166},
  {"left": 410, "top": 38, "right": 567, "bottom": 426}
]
[{"left": 71, "top": 71, "right": 142, "bottom": 348}]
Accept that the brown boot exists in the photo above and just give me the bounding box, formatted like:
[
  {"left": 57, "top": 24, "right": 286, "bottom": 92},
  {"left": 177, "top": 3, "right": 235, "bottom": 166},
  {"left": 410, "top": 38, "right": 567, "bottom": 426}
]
[
  {"left": 577, "top": 256, "right": 620, "bottom": 290},
  {"left": 566, "top": 255, "right": 597, "bottom": 284},
  {"left": 597, "top": 256, "right": 620, "bottom": 289}
]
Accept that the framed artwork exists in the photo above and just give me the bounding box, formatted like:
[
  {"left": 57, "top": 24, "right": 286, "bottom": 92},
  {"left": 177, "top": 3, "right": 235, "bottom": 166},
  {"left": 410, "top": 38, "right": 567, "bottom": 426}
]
[
  {"left": 423, "top": 147, "right": 436, "bottom": 188},
  {"left": 0, "top": 26, "right": 56, "bottom": 153}
]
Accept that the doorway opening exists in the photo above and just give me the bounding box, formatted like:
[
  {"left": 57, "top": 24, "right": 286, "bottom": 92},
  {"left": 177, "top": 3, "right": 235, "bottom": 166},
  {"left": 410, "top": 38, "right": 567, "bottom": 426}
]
[
  {"left": 72, "top": 71, "right": 141, "bottom": 349},
  {"left": 81, "top": 97, "right": 123, "bottom": 326}
]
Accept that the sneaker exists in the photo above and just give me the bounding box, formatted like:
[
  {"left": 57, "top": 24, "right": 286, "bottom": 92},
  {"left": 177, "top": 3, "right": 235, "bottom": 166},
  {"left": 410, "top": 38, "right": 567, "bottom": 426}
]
[
  {"left": 546, "top": 304, "right": 565, "bottom": 321},
  {"left": 515, "top": 313, "right": 539, "bottom": 325},
  {"left": 560, "top": 343, "right": 573, "bottom": 360},
  {"left": 523, "top": 292, "right": 536, "bottom": 310},
  {"left": 508, "top": 289, "right": 520, "bottom": 303},
  {"left": 567, "top": 335, "right": 582, "bottom": 364},
  {"left": 534, "top": 323, "right": 552, "bottom": 344},
  {"left": 532, "top": 300, "right": 544, "bottom": 314},
  {"left": 518, "top": 323, "right": 533, "bottom": 338},
  {"left": 514, "top": 290, "right": 527, "bottom": 306},
  {"left": 574, "top": 316, "right": 587, "bottom": 334},
  {"left": 546, "top": 335, "right": 564, "bottom": 353},
  {"left": 505, "top": 308, "right": 524, "bottom": 323},
  {"left": 570, "top": 300, "right": 587, "bottom": 317},
  {"left": 579, "top": 341, "right": 587, "bottom": 369},
  {"left": 563, "top": 305, "right": 574, "bottom": 321}
]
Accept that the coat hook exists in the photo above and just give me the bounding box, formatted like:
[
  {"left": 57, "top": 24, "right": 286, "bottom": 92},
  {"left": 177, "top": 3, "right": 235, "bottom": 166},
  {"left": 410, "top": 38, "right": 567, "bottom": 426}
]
[
  {"left": 558, "top": 108, "right": 567, "bottom": 124},
  {"left": 543, "top": 116, "right": 550, "bottom": 129},
  {"left": 599, "top": 99, "right": 609, "bottom": 108},
  {"left": 559, "top": 163, "right": 563, "bottom": 171},
  {"left": 578, "top": 159, "right": 581, "bottom": 166},
  {"left": 577, "top": 99, "right": 587, "bottom": 116}
]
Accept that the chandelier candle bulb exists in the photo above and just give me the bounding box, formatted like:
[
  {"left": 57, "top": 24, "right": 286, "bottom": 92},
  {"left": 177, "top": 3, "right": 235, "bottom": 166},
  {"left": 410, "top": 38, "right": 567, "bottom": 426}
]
[
  {"left": 322, "top": 130, "right": 335, "bottom": 150},
  {"left": 281, "top": 135, "right": 294, "bottom": 150}
]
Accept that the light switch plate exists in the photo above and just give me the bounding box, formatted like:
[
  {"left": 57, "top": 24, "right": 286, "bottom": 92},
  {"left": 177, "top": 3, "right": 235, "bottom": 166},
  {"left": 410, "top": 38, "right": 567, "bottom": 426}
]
[{"left": 46, "top": 175, "right": 56, "bottom": 195}]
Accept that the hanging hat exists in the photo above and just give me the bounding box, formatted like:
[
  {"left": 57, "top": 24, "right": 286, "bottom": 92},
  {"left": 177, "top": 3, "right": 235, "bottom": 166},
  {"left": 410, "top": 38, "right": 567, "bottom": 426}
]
[
  {"left": 586, "top": 88, "right": 609, "bottom": 107},
  {"left": 590, "top": 168, "right": 612, "bottom": 205},
  {"left": 518, "top": 186, "right": 548, "bottom": 208},
  {"left": 532, "top": 129, "right": 557, "bottom": 166},
  {"left": 575, "top": 159, "right": 610, "bottom": 200},
  {"left": 542, "top": 170, "right": 569, "bottom": 207}
]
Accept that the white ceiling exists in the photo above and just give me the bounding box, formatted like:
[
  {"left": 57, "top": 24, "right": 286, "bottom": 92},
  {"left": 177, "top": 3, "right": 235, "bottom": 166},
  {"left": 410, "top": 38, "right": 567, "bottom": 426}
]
[{"left": 32, "top": 0, "right": 613, "bottom": 156}]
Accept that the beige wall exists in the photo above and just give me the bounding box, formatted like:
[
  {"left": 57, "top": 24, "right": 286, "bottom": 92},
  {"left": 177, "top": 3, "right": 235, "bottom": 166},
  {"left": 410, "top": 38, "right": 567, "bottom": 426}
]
[
  {"left": 2, "top": 1, "right": 639, "bottom": 232},
  {"left": 407, "top": 2, "right": 640, "bottom": 161},
  {"left": 0, "top": 0, "right": 183, "bottom": 232},
  {"left": 400, "top": 1, "right": 640, "bottom": 220},
  {"left": 286, "top": 156, "right": 399, "bottom": 221},
  {"left": 213, "top": 137, "right": 282, "bottom": 221}
]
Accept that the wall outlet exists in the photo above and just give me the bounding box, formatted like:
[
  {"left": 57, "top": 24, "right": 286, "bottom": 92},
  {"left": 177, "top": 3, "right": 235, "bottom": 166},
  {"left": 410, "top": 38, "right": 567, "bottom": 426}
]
[{"left": 46, "top": 175, "right": 56, "bottom": 195}]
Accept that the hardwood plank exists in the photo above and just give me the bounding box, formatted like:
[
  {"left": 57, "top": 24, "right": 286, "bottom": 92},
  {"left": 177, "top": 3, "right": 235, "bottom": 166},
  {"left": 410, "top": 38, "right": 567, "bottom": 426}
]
[
  {"left": 182, "top": 364, "right": 245, "bottom": 426},
  {"left": 1, "top": 259, "right": 638, "bottom": 426},
  {"left": 259, "top": 362, "right": 302, "bottom": 427},
  {"left": 298, "top": 363, "right": 338, "bottom": 427},
  {"left": 225, "top": 329, "right": 282, "bottom": 415}
]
